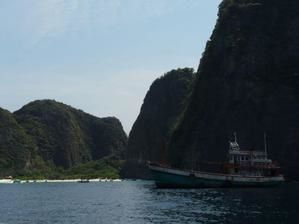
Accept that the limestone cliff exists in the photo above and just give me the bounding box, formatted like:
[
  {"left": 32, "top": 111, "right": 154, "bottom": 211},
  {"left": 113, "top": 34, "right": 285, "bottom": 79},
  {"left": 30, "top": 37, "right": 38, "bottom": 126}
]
[
  {"left": 169, "top": 0, "right": 299, "bottom": 179},
  {"left": 123, "top": 68, "right": 195, "bottom": 178},
  {"left": 0, "top": 100, "right": 127, "bottom": 178},
  {"left": 14, "top": 100, "right": 128, "bottom": 169}
]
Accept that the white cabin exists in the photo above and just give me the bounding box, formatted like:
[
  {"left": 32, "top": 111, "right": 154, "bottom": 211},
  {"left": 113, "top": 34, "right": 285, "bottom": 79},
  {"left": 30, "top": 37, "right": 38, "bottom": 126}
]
[{"left": 226, "top": 133, "right": 277, "bottom": 176}]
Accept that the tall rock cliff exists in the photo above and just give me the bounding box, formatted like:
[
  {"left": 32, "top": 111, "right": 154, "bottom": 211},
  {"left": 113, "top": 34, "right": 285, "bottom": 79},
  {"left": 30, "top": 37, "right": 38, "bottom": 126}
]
[
  {"left": 168, "top": 0, "right": 299, "bottom": 179},
  {"left": 123, "top": 68, "right": 196, "bottom": 178},
  {"left": 14, "top": 100, "right": 128, "bottom": 169}
]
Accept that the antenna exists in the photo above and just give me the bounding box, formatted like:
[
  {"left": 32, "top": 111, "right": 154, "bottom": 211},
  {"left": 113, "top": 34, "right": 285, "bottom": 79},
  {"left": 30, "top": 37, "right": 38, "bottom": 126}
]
[
  {"left": 264, "top": 132, "right": 268, "bottom": 159},
  {"left": 234, "top": 132, "right": 237, "bottom": 143}
]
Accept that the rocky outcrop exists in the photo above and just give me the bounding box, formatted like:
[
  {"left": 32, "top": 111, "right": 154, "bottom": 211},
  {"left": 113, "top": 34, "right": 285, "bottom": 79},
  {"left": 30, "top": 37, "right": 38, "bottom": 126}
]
[
  {"left": 14, "top": 100, "right": 128, "bottom": 169},
  {"left": 168, "top": 0, "right": 299, "bottom": 179},
  {"left": 0, "top": 100, "right": 127, "bottom": 177},
  {"left": 123, "top": 68, "right": 196, "bottom": 178}
]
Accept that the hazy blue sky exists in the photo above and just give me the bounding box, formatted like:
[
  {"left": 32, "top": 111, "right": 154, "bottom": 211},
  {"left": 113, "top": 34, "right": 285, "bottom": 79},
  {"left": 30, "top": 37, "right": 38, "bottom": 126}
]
[{"left": 0, "top": 0, "right": 221, "bottom": 133}]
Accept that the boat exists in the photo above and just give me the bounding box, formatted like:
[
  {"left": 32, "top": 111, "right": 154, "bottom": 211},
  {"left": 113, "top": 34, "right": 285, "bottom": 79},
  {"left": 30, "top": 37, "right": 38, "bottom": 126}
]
[
  {"left": 149, "top": 133, "right": 285, "bottom": 188},
  {"left": 0, "top": 176, "right": 14, "bottom": 184},
  {"left": 78, "top": 179, "right": 90, "bottom": 183}
]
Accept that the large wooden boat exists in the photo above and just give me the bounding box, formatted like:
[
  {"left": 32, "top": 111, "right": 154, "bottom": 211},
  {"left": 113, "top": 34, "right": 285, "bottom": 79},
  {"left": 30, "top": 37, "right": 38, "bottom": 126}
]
[{"left": 149, "top": 134, "right": 285, "bottom": 188}]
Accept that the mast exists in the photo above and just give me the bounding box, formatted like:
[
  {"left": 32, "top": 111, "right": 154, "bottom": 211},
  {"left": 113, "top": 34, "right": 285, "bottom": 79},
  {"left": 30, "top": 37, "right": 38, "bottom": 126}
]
[
  {"left": 234, "top": 132, "right": 237, "bottom": 143},
  {"left": 264, "top": 132, "right": 268, "bottom": 159}
]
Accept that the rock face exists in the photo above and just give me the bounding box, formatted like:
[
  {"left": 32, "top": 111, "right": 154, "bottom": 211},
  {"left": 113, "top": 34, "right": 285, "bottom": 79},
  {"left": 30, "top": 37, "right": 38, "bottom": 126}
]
[
  {"left": 168, "top": 0, "right": 299, "bottom": 179},
  {"left": 0, "top": 108, "right": 34, "bottom": 176},
  {"left": 0, "top": 100, "right": 127, "bottom": 177},
  {"left": 14, "top": 100, "right": 127, "bottom": 169},
  {"left": 123, "top": 68, "right": 196, "bottom": 178}
]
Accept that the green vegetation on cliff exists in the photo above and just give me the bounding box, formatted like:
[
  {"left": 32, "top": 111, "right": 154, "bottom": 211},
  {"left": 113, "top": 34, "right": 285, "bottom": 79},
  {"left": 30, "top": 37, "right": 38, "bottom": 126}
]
[
  {"left": 63, "top": 156, "right": 124, "bottom": 179},
  {"left": 0, "top": 100, "right": 127, "bottom": 178},
  {"left": 15, "top": 156, "right": 124, "bottom": 180},
  {"left": 0, "top": 108, "right": 33, "bottom": 176},
  {"left": 14, "top": 100, "right": 127, "bottom": 169}
]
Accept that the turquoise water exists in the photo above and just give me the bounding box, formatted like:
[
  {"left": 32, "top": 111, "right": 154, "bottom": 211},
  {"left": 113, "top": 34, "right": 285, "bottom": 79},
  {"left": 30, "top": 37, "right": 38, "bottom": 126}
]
[{"left": 0, "top": 181, "right": 298, "bottom": 224}]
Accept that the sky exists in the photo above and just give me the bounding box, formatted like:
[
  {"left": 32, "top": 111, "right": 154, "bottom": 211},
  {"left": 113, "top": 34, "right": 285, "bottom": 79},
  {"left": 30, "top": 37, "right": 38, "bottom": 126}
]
[{"left": 0, "top": 0, "right": 221, "bottom": 133}]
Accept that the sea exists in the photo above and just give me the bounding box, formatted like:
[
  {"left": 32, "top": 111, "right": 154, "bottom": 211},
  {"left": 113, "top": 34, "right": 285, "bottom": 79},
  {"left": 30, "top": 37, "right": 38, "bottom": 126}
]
[{"left": 0, "top": 181, "right": 298, "bottom": 224}]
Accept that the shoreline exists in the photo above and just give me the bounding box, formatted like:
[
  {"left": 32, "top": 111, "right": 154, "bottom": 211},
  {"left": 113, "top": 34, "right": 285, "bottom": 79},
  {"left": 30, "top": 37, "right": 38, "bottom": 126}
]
[{"left": 0, "top": 178, "right": 124, "bottom": 184}]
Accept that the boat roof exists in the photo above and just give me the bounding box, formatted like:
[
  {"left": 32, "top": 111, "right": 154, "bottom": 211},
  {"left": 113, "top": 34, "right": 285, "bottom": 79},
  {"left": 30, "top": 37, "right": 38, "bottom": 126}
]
[{"left": 229, "top": 150, "right": 266, "bottom": 155}]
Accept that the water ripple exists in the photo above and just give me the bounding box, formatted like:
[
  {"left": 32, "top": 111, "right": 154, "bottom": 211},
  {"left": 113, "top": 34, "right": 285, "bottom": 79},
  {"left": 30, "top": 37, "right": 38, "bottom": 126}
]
[{"left": 0, "top": 181, "right": 298, "bottom": 224}]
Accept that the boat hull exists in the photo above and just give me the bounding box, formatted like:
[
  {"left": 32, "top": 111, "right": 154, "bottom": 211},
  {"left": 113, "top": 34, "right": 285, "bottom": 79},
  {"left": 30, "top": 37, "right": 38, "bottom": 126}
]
[{"left": 149, "top": 165, "right": 284, "bottom": 188}]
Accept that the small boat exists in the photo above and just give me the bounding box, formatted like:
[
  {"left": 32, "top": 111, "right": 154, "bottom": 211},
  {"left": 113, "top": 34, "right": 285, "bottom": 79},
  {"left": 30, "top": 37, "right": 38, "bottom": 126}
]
[
  {"left": 0, "top": 176, "right": 14, "bottom": 184},
  {"left": 149, "top": 133, "right": 285, "bottom": 188},
  {"left": 78, "top": 179, "right": 90, "bottom": 183}
]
